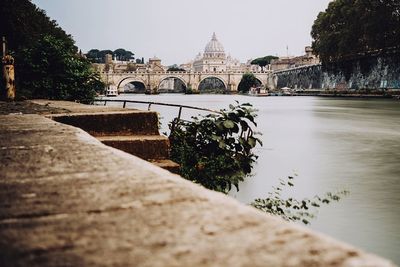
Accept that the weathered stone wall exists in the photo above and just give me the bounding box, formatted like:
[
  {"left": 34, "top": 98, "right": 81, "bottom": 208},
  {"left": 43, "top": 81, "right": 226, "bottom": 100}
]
[
  {"left": 0, "top": 112, "right": 397, "bottom": 267},
  {"left": 274, "top": 64, "right": 323, "bottom": 90},
  {"left": 274, "top": 54, "right": 400, "bottom": 91}
]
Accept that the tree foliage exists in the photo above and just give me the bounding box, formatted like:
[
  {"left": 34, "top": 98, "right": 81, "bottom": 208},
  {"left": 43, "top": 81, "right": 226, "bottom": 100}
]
[
  {"left": 0, "top": 0, "right": 75, "bottom": 53},
  {"left": 86, "top": 48, "right": 135, "bottom": 63},
  {"left": 167, "top": 64, "right": 186, "bottom": 72},
  {"left": 113, "top": 48, "right": 135, "bottom": 61},
  {"left": 0, "top": 0, "right": 103, "bottom": 101},
  {"left": 86, "top": 49, "right": 102, "bottom": 63},
  {"left": 17, "top": 36, "right": 103, "bottom": 101},
  {"left": 169, "top": 102, "right": 262, "bottom": 193},
  {"left": 251, "top": 55, "right": 278, "bottom": 70},
  {"left": 238, "top": 73, "right": 260, "bottom": 93},
  {"left": 311, "top": 0, "right": 400, "bottom": 64}
]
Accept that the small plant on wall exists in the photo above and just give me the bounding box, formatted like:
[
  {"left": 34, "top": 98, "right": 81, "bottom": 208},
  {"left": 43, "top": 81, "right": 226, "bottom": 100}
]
[{"left": 169, "top": 101, "right": 262, "bottom": 193}]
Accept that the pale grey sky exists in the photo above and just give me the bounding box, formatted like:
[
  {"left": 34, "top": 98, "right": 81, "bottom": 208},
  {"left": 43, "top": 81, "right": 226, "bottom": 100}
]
[{"left": 32, "top": 0, "right": 332, "bottom": 65}]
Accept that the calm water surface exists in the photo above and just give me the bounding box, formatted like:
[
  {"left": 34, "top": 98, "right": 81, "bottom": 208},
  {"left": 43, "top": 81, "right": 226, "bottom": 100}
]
[{"left": 104, "top": 94, "right": 400, "bottom": 264}]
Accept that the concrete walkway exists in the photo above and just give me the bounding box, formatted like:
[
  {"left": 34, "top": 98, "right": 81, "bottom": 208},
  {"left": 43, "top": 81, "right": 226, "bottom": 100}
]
[{"left": 0, "top": 113, "right": 396, "bottom": 267}]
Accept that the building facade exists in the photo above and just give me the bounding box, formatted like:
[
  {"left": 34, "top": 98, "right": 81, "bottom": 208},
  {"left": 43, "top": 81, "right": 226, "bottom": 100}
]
[{"left": 270, "top": 46, "right": 320, "bottom": 71}]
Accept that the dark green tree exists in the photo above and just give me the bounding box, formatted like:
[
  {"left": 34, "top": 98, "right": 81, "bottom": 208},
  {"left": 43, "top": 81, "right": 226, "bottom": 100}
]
[
  {"left": 86, "top": 49, "right": 101, "bottom": 63},
  {"left": 251, "top": 55, "right": 278, "bottom": 70},
  {"left": 88, "top": 48, "right": 135, "bottom": 63},
  {"left": 311, "top": 0, "right": 400, "bottom": 64},
  {"left": 238, "top": 73, "right": 259, "bottom": 93},
  {"left": 97, "top": 50, "right": 114, "bottom": 63},
  {"left": 0, "top": 0, "right": 75, "bottom": 53},
  {"left": 0, "top": 0, "right": 103, "bottom": 101},
  {"left": 17, "top": 35, "right": 101, "bottom": 101},
  {"left": 167, "top": 64, "right": 186, "bottom": 72},
  {"left": 113, "top": 48, "right": 134, "bottom": 61}
]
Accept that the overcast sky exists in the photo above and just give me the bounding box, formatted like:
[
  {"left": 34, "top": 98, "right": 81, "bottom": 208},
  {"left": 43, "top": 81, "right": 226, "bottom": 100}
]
[{"left": 32, "top": 0, "right": 332, "bottom": 65}]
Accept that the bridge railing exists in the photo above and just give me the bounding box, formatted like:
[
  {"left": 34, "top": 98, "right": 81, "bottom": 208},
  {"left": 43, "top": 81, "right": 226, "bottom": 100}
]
[
  {"left": 100, "top": 70, "right": 272, "bottom": 75},
  {"left": 93, "top": 99, "right": 221, "bottom": 133}
]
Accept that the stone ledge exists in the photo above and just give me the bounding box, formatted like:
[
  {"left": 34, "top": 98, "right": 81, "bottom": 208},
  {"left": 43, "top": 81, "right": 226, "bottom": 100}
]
[
  {"left": 0, "top": 114, "right": 396, "bottom": 267},
  {"left": 98, "top": 135, "right": 170, "bottom": 160},
  {"left": 48, "top": 111, "right": 160, "bottom": 136}
]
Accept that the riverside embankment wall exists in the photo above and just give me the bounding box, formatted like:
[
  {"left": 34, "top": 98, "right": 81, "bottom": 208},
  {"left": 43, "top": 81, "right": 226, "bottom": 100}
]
[
  {"left": 0, "top": 106, "right": 397, "bottom": 266},
  {"left": 274, "top": 53, "right": 400, "bottom": 91}
]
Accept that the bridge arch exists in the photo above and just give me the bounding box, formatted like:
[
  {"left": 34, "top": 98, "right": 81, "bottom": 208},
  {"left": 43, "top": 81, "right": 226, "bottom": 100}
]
[
  {"left": 254, "top": 77, "right": 263, "bottom": 86},
  {"left": 117, "top": 77, "right": 147, "bottom": 91},
  {"left": 158, "top": 76, "right": 187, "bottom": 93},
  {"left": 198, "top": 76, "right": 228, "bottom": 93},
  {"left": 254, "top": 73, "right": 273, "bottom": 88}
]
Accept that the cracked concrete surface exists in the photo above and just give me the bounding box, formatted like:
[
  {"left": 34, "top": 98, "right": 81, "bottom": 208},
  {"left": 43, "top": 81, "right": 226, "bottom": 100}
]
[{"left": 0, "top": 114, "right": 396, "bottom": 267}]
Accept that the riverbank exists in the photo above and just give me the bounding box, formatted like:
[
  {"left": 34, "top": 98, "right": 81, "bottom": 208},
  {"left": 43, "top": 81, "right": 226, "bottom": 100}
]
[
  {"left": 275, "top": 91, "right": 399, "bottom": 99},
  {"left": 316, "top": 93, "right": 397, "bottom": 99}
]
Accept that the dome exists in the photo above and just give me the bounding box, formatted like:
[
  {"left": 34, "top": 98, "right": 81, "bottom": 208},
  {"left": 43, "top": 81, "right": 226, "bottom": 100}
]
[{"left": 204, "top": 33, "right": 225, "bottom": 55}]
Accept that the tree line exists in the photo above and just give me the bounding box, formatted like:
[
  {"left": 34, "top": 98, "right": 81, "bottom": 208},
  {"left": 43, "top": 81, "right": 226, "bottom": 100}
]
[
  {"left": 0, "top": 0, "right": 103, "bottom": 101},
  {"left": 86, "top": 48, "right": 144, "bottom": 64},
  {"left": 311, "top": 0, "right": 400, "bottom": 64},
  {"left": 250, "top": 1, "right": 400, "bottom": 68},
  {"left": 250, "top": 55, "right": 278, "bottom": 70}
]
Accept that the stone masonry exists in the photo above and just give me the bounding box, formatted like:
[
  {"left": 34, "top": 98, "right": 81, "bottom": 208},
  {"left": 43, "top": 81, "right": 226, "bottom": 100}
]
[{"left": 0, "top": 104, "right": 397, "bottom": 266}]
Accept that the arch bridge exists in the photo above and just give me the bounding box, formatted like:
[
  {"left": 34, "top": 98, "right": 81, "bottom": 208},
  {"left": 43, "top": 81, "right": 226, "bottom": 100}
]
[{"left": 100, "top": 70, "right": 273, "bottom": 93}]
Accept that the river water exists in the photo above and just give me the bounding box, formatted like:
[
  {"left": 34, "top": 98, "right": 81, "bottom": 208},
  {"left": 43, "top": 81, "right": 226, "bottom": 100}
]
[{"left": 103, "top": 94, "right": 400, "bottom": 264}]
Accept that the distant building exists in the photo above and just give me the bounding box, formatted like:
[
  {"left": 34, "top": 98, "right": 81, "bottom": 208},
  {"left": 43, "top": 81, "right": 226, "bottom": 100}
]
[
  {"left": 181, "top": 33, "right": 245, "bottom": 72},
  {"left": 94, "top": 36, "right": 318, "bottom": 74},
  {"left": 148, "top": 57, "right": 165, "bottom": 72},
  {"left": 95, "top": 55, "right": 165, "bottom": 74},
  {"left": 104, "top": 54, "right": 113, "bottom": 65},
  {"left": 270, "top": 46, "right": 320, "bottom": 71}
]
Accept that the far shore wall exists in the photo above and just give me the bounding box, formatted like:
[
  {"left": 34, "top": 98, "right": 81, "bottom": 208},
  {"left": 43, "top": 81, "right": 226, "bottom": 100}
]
[{"left": 274, "top": 54, "right": 400, "bottom": 91}]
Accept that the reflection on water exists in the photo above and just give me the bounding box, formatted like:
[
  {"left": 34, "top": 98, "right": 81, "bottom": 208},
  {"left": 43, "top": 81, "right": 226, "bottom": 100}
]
[{"left": 104, "top": 94, "right": 400, "bottom": 264}]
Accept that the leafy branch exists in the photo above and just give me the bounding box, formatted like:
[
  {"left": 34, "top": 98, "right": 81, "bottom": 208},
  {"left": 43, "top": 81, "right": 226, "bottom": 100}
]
[{"left": 251, "top": 175, "right": 349, "bottom": 224}]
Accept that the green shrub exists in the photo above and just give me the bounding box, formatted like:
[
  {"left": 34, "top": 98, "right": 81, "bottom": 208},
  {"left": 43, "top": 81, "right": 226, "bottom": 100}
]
[{"left": 169, "top": 102, "right": 262, "bottom": 193}]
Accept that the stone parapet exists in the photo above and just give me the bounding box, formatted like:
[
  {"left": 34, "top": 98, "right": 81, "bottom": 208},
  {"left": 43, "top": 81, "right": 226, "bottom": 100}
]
[
  {"left": 49, "top": 111, "right": 160, "bottom": 136},
  {"left": 0, "top": 114, "right": 396, "bottom": 267}
]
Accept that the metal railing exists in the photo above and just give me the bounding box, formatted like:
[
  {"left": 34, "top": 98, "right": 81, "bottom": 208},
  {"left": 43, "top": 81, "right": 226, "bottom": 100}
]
[{"left": 93, "top": 99, "right": 221, "bottom": 133}]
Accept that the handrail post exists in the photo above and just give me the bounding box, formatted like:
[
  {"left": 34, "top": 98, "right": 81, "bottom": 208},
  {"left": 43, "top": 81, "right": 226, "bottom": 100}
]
[
  {"left": 177, "top": 106, "right": 183, "bottom": 121},
  {"left": 171, "top": 106, "right": 183, "bottom": 135},
  {"left": 123, "top": 101, "right": 126, "bottom": 108},
  {"left": 148, "top": 103, "right": 152, "bottom": 111},
  {"left": 104, "top": 100, "right": 107, "bottom": 106}
]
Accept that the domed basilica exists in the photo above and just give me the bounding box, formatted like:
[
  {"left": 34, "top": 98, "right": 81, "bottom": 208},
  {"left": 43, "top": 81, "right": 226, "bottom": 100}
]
[{"left": 183, "top": 33, "right": 243, "bottom": 72}]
